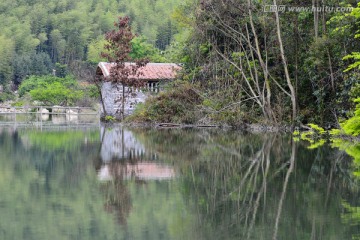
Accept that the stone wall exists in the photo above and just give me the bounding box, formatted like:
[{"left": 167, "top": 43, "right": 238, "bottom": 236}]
[{"left": 101, "top": 82, "right": 148, "bottom": 118}]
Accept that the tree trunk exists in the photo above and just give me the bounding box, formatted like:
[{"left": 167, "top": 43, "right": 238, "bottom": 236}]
[
  {"left": 122, "top": 84, "right": 125, "bottom": 121},
  {"left": 313, "top": 0, "right": 319, "bottom": 39},
  {"left": 327, "top": 49, "right": 335, "bottom": 92},
  {"left": 273, "top": 0, "right": 297, "bottom": 123},
  {"left": 95, "top": 80, "right": 107, "bottom": 117},
  {"left": 247, "top": 0, "right": 274, "bottom": 122}
]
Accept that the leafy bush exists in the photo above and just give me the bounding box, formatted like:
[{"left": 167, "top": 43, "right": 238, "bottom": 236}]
[
  {"left": 130, "top": 37, "right": 167, "bottom": 62},
  {"left": 104, "top": 115, "right": 116, "bottom": 122},
  {"left": 307, "top": 123, "right": 326, "bottom": 134},
  {"left": 19, "top": 75, "right": 78, "bottom": 97},
  {"left": 329, "top": 129, "right": 342, "bottom": 136},
  {"left": 29, "top": 82, "right": 83, "bottom": 106},
  {"left": 127, "top": 81, "right": 202, "bottom": 124},
  {"left": 341, "top": 98, "right": 360, "bottom": 136},
  {"left": 73, "top": 84, "right": 100, "bottom": 107},
  {"left": 19, "top": 75, "right": 85, "bottom": 106},
  {"left": 0, "top": 92, "right": 15, "bottom": 102},
  {"left": 85, "top": 84, "right": 100, "bottom": 99},
  {"left": 11, "top": 101, "right": 25, "bottom": 107}
]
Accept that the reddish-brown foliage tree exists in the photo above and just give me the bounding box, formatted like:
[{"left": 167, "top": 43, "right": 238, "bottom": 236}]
[{"left": 101, "top": 16, "right": 149, "bottom": 119}]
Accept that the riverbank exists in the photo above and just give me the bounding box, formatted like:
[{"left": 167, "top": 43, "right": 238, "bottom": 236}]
[
  {"left": 0, "top": 100, "right": 100, "bottom": 113},
  {"left": 0, "top": 101, "right": 24, "bottom": 113},
  {"left": 112, "top": 120, "right": 294, "bottom": 133}
]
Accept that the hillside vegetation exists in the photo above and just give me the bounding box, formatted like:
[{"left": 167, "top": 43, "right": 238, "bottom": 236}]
[
  {"left": 2, "top": 0, "right": 360, "bottom": 131},
  {"left": 0, "top": 0, "right": 182, "bottom": 87},
  {"left": 130, "top": 0, "right": 360, "bottom": 130}
]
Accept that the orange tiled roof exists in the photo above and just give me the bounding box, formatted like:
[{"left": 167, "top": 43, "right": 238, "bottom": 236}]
[{"left": 97, "top": 62, "right": 181, "bottom": 80}]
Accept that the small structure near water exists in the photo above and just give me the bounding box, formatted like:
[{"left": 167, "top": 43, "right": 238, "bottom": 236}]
[{"left": 96, "top": 62, "right": 181, "bottom": 118}]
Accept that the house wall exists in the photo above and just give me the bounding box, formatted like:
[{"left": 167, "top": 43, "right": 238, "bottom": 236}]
[{"left": 101, "top": 82, "right": 149, "bottom": 118}]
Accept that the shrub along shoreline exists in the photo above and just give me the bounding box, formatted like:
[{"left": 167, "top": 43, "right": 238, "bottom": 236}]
[{"left": 120, "top": 80, "right": 360, "bottom": 138}]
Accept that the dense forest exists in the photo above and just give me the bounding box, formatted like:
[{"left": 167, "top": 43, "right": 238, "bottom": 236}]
[
  {"left": 1, "top": 0, "right": 360, "bottom": 130},
  {"left": 0, "top": 0, "right": 181, "bottom": 86},
  {"left": 130, "top": 0, "right": 360, "bottom": 130}
]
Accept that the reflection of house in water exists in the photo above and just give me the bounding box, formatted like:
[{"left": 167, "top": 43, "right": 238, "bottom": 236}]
[
  {"left": 100, "top": 126, "right": 147, "bottom": 162},
  {"left": 98, "top": 163, "right": 175, "bottom": 181},
  {"left": 98, "top": 126, "right": 175, "bottom": 181}
]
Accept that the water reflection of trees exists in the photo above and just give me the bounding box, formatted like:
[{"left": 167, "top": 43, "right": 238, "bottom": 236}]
[
  {"left": 0, "top": 128, "right": 131, "bottom": 239},
  {"left": 177, "top": 133, "right": 298, "bottom": 240},
  {"left": 98, "top": 156, "right": 150, "bottom": 226},
  {"left": 97, "top": 127, "right": 176, "bottom": 229},
  {"left": 3, "top": 126, "right": 358, "bottom": 239},
  {"left": 101, "top": 162, "right": 133, "bottom": 226},
  {"left": 130, "top": 128, "right": 360, "bottom": 240}
]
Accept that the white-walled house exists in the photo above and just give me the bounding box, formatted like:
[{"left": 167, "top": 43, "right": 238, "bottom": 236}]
[{"left": 96, "top": 62, "right": 181, "bottom": 118}]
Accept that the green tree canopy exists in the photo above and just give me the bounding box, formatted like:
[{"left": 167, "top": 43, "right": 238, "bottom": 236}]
[{"left": 19, "top": 75, "right": 83, "bottom": 106}]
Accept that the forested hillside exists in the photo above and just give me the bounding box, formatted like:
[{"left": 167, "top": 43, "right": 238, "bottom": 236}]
[
  {"left": 2, "top": 0, "right": 360, "bottom": 128},
  {"left": 129, "top": 0, "right": 360, "bottom": 128},
  {"left": 0, "top": 0, "right": 181, "bottom": 86}
]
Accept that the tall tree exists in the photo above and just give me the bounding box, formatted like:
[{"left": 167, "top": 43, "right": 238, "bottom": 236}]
[
  {"left": 273, "top": 0, "right": 297, "bottom": 123},
  {"left": 0, "top": 35, "right": 14, "bottom": 86},
  {"left": 101, "top": 16, "right": 148, "bottom": 119}
]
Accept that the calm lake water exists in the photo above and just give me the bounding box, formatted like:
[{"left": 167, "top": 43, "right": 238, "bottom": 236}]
[{"left": 0, "top": 125, "right": 360, "bottom": 240}]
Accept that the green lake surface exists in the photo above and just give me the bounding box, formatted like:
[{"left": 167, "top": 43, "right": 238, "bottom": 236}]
[{"left": 0, "top": 125, "right": 360, "bottom": 240}]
